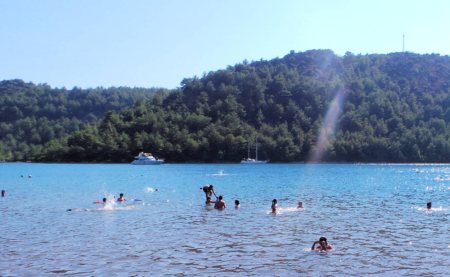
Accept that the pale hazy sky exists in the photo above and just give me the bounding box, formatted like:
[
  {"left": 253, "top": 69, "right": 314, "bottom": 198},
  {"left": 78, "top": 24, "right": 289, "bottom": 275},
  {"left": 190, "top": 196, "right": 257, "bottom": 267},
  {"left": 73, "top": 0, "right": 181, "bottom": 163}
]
[{"left": 1, "top": 0, "right": 449, "bottom": 89}]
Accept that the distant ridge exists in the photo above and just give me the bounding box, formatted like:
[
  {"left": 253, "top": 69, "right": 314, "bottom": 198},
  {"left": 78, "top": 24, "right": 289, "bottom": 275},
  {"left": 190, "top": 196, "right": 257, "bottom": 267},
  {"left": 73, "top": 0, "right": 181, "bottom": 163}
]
[{"left": 3, "top": 50, "right": 450, "bottom": 163}]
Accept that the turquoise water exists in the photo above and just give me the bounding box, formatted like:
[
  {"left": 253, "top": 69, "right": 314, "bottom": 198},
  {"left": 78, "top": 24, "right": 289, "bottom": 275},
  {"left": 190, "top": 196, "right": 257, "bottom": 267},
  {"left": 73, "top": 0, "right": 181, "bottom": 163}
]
[{"left": 1, "top": 163, "right": 450, "bottom": 276}]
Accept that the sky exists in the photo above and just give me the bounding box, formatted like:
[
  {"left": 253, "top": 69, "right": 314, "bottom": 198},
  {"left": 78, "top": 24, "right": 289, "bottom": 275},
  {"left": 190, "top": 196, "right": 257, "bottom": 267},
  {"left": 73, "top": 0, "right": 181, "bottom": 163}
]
[{"left": 1, "top": 0, "right": 450, "bottom": 90}]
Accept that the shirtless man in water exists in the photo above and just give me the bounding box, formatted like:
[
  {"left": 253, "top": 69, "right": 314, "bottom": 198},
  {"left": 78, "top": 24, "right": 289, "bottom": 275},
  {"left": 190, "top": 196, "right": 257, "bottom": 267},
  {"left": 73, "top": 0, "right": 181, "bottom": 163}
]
[
  {"left": 214, "top": 195, "right": 226, "bottom": 209},
  {"left": 311, "top": 237, "right": 332, "bottom": 251},
  {"left": 203, "top": 185, "right": 217, "bottom": 200},
  {"left": 117, "top": 193, "right": 127, "bottom": 202}
]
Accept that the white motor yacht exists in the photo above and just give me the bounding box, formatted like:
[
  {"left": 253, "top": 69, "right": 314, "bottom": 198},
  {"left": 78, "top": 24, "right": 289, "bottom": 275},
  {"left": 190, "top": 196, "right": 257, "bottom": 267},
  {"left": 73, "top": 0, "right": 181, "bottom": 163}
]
[{"left": 132, "top": 152, "right": 164, "bottom": 165}]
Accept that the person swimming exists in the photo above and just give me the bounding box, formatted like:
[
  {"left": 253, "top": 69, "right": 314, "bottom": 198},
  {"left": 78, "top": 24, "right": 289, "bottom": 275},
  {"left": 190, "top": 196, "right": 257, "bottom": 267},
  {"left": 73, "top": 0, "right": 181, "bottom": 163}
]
[
  {"left": 297, "top": 201, "right": 303, "bottom": 208},
  {"left": 117, "top": 193, "right": 127, "bottom": 202},
  {"left": 214, "top": 195, "right": 226, "bottom": 209},
  {"left": 206, "top": 197, "right": 216, "bottom": 204},
  {"left": 102, "top": 197, "right": 107, "bottom": 205},
  {"left": 427, "top": 202, "right": 432, "bottom": 210},
  {"left": 67, "top": 208, "right": 89, "bottom": 212},
  {"left": 271, "top": 199, "right": 278, "bottom": 213},
  {"left": 235, "top": 200, "right": 240, "bottom": 208},
  {"left": 311, "top": 236, "right": 332, "bottom": 251}
]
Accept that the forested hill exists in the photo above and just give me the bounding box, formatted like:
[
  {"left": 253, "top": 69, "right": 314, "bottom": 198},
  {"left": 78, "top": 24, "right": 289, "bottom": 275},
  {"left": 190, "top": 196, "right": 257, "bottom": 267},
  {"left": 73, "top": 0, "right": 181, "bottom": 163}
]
[
  {"left": 6, "top": 49, "right": 450, "bottom": 163},
  {"left": 0, "top": 79, "right": 171, "bottom": 160}
]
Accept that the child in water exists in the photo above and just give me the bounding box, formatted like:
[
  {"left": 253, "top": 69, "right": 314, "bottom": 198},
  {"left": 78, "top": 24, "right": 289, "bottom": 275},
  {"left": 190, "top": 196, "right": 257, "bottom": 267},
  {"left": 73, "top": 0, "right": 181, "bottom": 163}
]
[
  {"left": 271, "top": 199, "right": 278, "bottom": 213},
  {"left": 235, "top": 200, "right": 240, "bottom": 208},
  {"left": 297, "top": 201, "right": 303, "bottom": 208},
  {"left": 206, "top": 197, "right": 216, "bottom": 204}
]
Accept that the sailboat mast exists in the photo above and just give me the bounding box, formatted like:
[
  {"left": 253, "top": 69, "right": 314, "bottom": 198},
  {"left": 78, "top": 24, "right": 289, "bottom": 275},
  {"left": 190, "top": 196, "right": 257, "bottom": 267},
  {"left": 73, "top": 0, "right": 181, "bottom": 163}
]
[{"left": 256, "top": 137, "right": 258, "bottom": 161}]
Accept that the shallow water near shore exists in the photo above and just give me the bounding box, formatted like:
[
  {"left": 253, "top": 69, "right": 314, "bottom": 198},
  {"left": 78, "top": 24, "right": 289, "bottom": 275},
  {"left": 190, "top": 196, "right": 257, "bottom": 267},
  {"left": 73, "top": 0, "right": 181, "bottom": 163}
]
[{"left": 1, "top": 163, "right": 450, "bottom": 276}]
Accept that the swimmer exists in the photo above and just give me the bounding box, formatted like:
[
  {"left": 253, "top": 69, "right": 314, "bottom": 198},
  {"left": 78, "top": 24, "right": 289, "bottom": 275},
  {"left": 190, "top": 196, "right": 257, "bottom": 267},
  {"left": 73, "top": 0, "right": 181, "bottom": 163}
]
[
  {"left": 271, "top": 199, "right": 278, "bottom": 213},
  {"left": 117, "top": 193, "right": 127, "bottom": 202},
  {"left": 155, "top": 189, "right": 159, "bottom": 192},
  {"left": 1, "top": 190, "right": 5, "bottom": 197},
  {"left": 427, "top": 202, "right": 432, "bottom": 210},
  {"left": 297, "top": 201, "right": 303, "bottom": 208},
  {"left": 21, "top": 175, "right": 23, "bottom": 178},
  {"left": 235, "top": 200, "right": 240, "bottom": 208},
  {"left": 28, "top": 175, "right": 32, "bottom": 178},
  {"left": 206, "top": 197, "right": 216, "bottom": 204},
  {"left": 67, "top": 208, "right": 89, "bottom": 212},
  {"left": 214, "top": 195, "right": 226, "bottom": 209},
  {"left": 102, "top": 197, "right": 107, "bottom": 205},
  {"left": 311, "top": 236, "right": 332, "bottom": 251},
  {"left": 203, "top": 184, "right": 217, "bottom": 200},
  {"left": 199, "top": 187, "right": 203, "bottom": 191}
]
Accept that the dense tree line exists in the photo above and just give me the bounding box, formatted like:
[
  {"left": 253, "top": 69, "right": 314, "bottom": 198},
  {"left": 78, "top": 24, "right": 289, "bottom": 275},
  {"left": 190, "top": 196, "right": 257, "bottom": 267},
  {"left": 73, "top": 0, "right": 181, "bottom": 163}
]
[
  {"left": 4, "top": 49, "right": 450, "bottom": 163},
  {"left": 0, "top": 79, "right": 169, "bottom": 160}
]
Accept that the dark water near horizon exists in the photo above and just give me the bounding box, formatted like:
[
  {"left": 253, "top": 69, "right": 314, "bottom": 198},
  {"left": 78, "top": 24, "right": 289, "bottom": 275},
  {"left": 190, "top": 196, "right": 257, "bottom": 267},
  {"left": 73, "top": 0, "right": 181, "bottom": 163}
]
[{"left": 1, "top": 163, "right": 450, "bottom": 276}]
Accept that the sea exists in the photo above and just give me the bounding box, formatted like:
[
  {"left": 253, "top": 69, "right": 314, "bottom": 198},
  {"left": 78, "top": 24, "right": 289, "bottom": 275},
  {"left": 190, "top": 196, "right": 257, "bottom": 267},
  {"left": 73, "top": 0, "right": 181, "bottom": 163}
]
[{"left": 1, "top": 163, "right": 450, "bottom": 276}]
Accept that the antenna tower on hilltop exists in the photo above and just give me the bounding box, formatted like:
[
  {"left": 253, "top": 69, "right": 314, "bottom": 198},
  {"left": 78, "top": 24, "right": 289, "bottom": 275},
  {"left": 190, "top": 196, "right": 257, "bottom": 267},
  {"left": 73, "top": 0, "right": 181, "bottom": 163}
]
[{"left": 403, "top": 34, "right": 405, "bottom": 52}]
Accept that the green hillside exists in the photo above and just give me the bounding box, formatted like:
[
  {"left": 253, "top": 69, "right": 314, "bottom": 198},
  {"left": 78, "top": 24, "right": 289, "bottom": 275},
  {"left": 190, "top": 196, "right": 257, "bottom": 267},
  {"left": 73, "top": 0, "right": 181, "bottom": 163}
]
[
  {"left": 5, "top": 49, "right": 450, "bottom": 163},
  {"left": 0, "top": 79, "right": 170, "bottom": 161}
]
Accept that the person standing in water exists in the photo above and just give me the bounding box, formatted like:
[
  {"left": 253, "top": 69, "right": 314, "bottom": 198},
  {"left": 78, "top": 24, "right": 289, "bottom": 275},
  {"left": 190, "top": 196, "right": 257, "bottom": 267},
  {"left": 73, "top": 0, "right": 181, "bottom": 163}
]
[
  {"left": 1, "top": 190, "right": 5, "bottom": 197},
  {"left": 311, "top": 237, "right": 333, "bottom": 251},
  {"left": 214, "top": 195, "right": 226, "bottom": 209},
  {"left": 203, "top": 185, "right": 217, "bottom": 200},
  {"left": 235, "top": 200, "right": 240, "bottom": 208},
  {"left": 297, "top": 201, "right": 303, "bottom": 208},
  {"left": 271, "top": 199, "right": 278, "bottom": 213},
  {"left": 117, "top": 193, "right": 127, "bottom": 202},
  {"left": 427, "top": 202, "right": 432, "bottom": 210}
]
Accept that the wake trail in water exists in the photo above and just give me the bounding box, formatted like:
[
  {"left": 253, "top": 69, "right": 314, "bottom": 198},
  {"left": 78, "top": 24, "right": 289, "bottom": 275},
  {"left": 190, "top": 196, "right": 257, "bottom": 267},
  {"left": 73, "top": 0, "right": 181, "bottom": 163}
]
[{"left": 266, "top": 206, "right": 304, "bottom": 214}]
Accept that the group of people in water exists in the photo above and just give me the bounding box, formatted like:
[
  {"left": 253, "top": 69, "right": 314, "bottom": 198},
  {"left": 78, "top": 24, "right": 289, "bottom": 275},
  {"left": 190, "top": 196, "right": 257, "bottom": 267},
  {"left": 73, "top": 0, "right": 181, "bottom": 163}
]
[
  {"left": 201, "top": 185, "right": 228, "bottom": 209},
  {"left": 201, "top": 184, "right": 305, "bottom": 212},
  {"left": 200, "top": 184, "right": 330, "bottom": 251}
]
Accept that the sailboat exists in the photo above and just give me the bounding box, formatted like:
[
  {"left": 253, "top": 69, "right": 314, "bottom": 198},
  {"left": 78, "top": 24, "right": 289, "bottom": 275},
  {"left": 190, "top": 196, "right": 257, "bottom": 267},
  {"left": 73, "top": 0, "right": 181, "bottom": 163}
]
[{"left": 241, "top": 137, "right": 268, "bottom": 164}]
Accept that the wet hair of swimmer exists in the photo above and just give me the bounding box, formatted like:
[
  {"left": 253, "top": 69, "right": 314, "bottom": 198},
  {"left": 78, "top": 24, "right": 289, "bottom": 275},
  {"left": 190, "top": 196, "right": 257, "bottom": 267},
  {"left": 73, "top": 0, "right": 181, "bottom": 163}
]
[
  {"left": 103, "top": 197, "right": 107, "bottom": 202},
  {"left": 319, "top": 237, "right": 327, "bottom": 243},
  {"left": 218, "top": 195, "right": 223, "bottom": 200},
  {"left": 120, "top": 193, "right": 124, "bottom": 197},
  {"left": 272, "top": 199, "right": 277, "bottom": 204},
  {"left": 235, "top": 200, "right": 239, "bottom": 205}
]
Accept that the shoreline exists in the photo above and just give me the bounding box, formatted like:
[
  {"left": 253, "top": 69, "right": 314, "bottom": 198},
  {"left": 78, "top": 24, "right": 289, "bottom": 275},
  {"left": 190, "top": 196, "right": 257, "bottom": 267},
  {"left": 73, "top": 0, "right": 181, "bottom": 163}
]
[{"left": 2, "top": 161, "right": 450, "bottom": 165}]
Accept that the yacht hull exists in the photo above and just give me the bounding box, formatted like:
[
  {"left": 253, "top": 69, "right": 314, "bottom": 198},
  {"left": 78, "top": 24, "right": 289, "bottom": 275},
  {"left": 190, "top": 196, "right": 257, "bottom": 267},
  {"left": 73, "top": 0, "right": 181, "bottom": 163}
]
[
  {"left": 132, "top": 161, "right": 164, "bottom": 165},
  {"left": 240, "top": 161, "right": 267, "bottom": 164}
]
